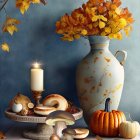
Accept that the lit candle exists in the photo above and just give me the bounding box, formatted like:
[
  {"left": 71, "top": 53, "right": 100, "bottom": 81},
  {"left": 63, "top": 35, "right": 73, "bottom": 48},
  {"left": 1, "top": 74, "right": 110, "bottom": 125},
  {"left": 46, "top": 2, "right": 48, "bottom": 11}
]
[{"left": 31, "top": 62, "right": 44, "bottom": 91}]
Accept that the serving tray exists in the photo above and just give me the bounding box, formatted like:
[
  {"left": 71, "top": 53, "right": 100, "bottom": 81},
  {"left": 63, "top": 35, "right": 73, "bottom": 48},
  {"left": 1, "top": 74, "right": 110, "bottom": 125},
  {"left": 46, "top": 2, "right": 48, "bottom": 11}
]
[{"left": 5, "top": 108, "right": 83, "bottom": 140}]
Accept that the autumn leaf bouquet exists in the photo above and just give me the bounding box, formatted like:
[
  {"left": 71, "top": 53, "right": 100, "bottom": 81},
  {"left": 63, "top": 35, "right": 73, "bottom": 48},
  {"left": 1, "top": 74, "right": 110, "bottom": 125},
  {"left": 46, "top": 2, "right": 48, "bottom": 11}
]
[{"left": 56, "top": 0, "right": 134, "bottom": 41}]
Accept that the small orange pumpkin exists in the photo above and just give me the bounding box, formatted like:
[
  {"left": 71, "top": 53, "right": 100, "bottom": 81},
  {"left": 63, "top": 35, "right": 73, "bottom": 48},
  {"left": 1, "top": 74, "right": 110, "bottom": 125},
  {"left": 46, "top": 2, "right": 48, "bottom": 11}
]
[{"left": 90, "top": 98, "right": 126, "bottom": 137}]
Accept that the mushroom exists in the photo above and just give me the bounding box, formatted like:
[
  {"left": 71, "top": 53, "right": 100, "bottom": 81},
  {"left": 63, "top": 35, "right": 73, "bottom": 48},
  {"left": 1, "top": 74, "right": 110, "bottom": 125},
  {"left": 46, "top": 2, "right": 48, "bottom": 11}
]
[
  {"left": 62, "top": 128, "right": 89, "bottom": 139},
  {"left": 46, "top": 110, "right": 75, "bottom": 138}
]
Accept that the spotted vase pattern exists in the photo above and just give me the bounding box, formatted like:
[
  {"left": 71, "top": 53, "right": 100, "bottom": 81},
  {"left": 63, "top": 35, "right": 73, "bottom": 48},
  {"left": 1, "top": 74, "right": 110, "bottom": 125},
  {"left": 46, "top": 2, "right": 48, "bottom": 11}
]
[{"left": 76, "top": 36, "right": 127, "bottom": 124}]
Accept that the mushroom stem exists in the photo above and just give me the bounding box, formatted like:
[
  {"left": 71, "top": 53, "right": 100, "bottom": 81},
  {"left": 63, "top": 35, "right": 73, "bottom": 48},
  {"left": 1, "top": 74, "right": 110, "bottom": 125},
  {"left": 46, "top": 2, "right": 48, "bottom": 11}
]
[{"left": 54, "top": 121, "right": 67, "bottom": 138}]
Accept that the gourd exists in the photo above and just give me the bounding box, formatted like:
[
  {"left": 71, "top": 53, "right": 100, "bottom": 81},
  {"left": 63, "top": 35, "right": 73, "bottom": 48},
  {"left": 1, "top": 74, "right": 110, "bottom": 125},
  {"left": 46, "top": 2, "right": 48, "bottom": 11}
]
[
  {"left": 90, "top": 98, "right": 126, "bottom": 137},
  {"left": 119, "top": 120, "right": 140, "bottom": 139},
  {"left": 9, "top": 93, "right": 34, "bottom": 115},
  {"left": 12, "top": 102, "right": 23, "bottom": 113}
]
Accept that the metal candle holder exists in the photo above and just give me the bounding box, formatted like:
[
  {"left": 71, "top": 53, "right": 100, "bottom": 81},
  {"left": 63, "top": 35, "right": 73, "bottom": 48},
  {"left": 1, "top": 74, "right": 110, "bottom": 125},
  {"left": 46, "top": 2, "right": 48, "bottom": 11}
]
[{"left": 32, "top": 90, "right": 44, "bottom": 106}]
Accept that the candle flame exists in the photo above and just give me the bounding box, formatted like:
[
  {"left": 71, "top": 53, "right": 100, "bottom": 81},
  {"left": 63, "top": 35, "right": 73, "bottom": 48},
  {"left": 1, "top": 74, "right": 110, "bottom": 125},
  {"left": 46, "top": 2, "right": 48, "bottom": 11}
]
[{"left": 33, "top": 62, "right": 40, "bottom": 69}]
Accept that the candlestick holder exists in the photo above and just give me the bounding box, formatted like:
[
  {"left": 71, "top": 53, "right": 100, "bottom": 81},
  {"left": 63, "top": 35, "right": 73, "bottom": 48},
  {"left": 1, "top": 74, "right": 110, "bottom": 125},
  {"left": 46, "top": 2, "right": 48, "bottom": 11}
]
[{"left": 32, "top": 90, "right": 44, "bottom": 106}]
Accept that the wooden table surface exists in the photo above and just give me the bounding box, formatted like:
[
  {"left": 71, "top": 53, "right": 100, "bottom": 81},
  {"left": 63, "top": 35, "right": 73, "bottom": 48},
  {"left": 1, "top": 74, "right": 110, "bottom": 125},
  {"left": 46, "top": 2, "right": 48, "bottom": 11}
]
[{"left": 5, "top": 118, "right": 140, "bottom": 140}]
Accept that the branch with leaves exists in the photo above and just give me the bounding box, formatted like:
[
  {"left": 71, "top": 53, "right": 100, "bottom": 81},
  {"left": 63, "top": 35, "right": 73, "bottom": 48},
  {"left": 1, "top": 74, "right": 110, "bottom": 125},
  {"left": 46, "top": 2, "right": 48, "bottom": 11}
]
[{"left": 0, "top": 0, "right": 47, "bottom": 52}]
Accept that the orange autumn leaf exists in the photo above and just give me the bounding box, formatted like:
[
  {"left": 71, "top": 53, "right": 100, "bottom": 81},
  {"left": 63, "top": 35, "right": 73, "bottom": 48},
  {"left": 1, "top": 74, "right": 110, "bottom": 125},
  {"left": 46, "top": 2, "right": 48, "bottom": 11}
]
[
  {"left": 98, "top": 6, "right": 106, "bottom": 14},
  {"left": 2, "top": 17, "right": 20, "bottom": 35},
  {"left": 103, "top": 1, "right": 111, "bottom": 10},
  {"left": 112, "top": 0, "right": 122, "bottom": 7},
  {"left": 110, "top": 4, "right": 117, "bottom": 10}
]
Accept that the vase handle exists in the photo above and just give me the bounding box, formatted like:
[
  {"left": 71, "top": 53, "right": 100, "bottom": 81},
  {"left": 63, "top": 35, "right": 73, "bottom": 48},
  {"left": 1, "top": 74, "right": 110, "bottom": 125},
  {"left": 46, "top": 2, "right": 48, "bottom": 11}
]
[{"left": 115, "top": 50, "right": 127, "bottom": 66}]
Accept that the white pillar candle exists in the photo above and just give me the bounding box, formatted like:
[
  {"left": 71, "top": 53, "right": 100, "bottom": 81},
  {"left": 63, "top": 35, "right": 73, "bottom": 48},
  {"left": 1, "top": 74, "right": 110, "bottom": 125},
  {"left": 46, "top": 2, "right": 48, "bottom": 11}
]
[{"left": 31, "top": 62, "right": 44, "bottom": 91}]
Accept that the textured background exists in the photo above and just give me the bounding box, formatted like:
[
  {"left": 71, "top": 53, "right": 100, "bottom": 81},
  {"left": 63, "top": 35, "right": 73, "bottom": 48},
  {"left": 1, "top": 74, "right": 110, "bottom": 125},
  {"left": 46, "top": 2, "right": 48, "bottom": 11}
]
[{"left": 0, "top": 0, "right": 140, "bottom": 131}]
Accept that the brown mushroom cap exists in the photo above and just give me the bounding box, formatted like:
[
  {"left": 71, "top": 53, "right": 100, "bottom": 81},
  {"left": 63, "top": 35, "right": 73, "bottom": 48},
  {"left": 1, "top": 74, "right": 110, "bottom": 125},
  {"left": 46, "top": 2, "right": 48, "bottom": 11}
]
[
  {"left": 46, "top": 110, "right": 75, "bottom": 126},
  {"left": 62, "top": 128, "right": 89, "bottom": 139}
]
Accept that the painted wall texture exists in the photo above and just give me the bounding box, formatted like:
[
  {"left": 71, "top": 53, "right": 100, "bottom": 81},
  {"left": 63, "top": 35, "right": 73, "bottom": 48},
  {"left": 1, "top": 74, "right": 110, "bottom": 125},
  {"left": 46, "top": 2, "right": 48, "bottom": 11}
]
[{"left": 0, "top": 0, "right": 140, "bottom": 130}]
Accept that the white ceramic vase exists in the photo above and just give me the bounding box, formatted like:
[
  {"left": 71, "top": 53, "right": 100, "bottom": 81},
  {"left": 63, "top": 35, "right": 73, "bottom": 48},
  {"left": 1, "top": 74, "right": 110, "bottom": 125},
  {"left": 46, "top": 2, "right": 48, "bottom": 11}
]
[{"left": 76, "top": 36, "right": 127, "bottom": 124}]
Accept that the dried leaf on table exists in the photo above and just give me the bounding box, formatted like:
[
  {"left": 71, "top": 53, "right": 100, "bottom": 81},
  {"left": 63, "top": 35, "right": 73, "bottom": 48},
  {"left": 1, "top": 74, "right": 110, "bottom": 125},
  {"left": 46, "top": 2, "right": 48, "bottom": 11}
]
[
  {"left": 0, "top": 131, "right": 6, "bottom": 139},
  {"left": 95, "top": 135, "right": 102, "bottom": 140}
]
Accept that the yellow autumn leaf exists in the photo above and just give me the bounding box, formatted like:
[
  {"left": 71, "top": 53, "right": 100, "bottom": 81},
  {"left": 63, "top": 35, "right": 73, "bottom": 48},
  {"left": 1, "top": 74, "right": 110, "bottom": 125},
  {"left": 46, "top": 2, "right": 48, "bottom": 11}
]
[
  {"left": 108, "top": 33, "right": 115, "bottom": 39},
  {"left": 101, "top": 31, "right": 107, "bottom": 36},
  {"left": 74, "top": 34, "right": 80, "bottom": 39},
  {"left": 115, "top": 8, "right": 121, "bottom": 15},
  {"left": 1, "top": 43, "right": 10, "bottom": 52},
  {"left": 99, "top": 15, "right": 107, "bottom": 21},
  {"left": 20, "top": 5, "right": 30, "bottom": 15},
  {"left": 32, "top": 0, "right": 40, "bottom": 3},
  {"left": 105, "top": 27, "right": 111, "bottom": 33},
  {"left": 92, "top": 16, "right": 98, "bottom": 22},
  {"left": 2, "top": 17, "right": 20, "bottom": 35},
  {"left": 91, "top": 7, "right": 97, "bottom": 13},
  {"left": 62, "top": 36, "right": 74, "bottom": 41},
  {"left": 7, "top": 25, "right": 18, "bottom": 35},
  {"left": 16, "top": 0, "right": 30, "bottom": 14},
  {"left": 99, "top": 21, "right": 106, "bottom": 29},
  {"left": 81, "top": 29, "right": 88, "bottom": 35},
  {"left": 119, "top": 18, "right": 127, "bottom": 28}
]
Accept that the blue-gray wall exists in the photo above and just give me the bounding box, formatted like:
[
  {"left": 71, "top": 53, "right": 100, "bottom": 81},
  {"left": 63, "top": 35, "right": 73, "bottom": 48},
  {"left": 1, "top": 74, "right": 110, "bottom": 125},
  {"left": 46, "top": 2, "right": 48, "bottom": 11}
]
[{"left": 0, "top": 0, "right": 140, "bottom": 131}]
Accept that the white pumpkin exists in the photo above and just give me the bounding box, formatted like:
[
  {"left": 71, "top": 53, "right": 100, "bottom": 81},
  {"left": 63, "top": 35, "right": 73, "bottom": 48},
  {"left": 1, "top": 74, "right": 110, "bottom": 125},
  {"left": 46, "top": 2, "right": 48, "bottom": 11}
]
[
  {"left": 12, "top": 102, "right": 23, "bottom": 113},
  {"left": 119, "top": 121, "right": 140, "bottom": 139}
]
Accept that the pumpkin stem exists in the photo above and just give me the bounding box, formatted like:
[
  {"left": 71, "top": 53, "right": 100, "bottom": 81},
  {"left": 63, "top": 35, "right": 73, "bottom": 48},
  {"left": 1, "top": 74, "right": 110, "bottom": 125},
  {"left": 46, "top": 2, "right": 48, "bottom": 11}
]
[
  {"left": 125, "top": 112, "right": 134, "bottom": 122},
  {"left": 104, "top": 98, "right": 111, "bottom": 112}
]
